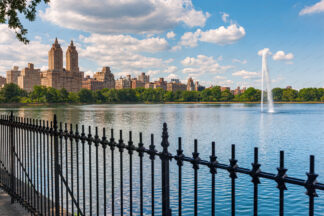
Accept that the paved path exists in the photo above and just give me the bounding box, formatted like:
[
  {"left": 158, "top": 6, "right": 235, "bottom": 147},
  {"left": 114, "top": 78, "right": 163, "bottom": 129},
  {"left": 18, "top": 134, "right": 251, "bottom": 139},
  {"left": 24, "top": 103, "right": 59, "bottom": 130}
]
[{"left": 0, "top": 189, "right": 30, "bottom": 216}]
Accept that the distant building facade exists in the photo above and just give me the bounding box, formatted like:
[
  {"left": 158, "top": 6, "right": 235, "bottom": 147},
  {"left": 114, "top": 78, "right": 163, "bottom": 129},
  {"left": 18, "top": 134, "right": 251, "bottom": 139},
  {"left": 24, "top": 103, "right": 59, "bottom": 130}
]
[
  {"left": 131, "top": 79, "right": 145, "bottom": 89},
  {"left": 82, "top": 67, "right": 115, "bottom": 91},
  {"left": 93, "top": 67, "right": 115, "bottom": 89},
  {"left": 167, "top": 83, "right": 186, "bottom": 92},
  {"left": 0, "top": 76, "right": 6, "bottom": 87},
  {"left": 145, "top": 82, "right": 154, "bottom": 89},
  {"left": 154, "top": 78, "right": 167, "bottom": 90},
  {"left": 187, "top": 77, "right": 195, "bottom": 91},
  {"left": 6, "top": 66, "right": 21, "bottom": 85},
  {"left": 17, "top": 63, "right": 41, "bottom": 92},
  {"left": 115, "top": 75, "right": 131, "bottom": 89},
  {"left": 221, "top": 87, "right": 230, "bottom": 92},
  {"left": 41, "top": 39, "right": 83, "bottom": 92},
  {"left": 137, "top": 72, "right": 150, "bottom": 83}
]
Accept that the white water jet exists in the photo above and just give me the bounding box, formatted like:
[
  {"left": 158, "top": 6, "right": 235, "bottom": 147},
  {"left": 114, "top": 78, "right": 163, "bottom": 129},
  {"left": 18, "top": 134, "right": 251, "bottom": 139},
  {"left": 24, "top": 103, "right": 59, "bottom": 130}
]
[{"left": 261, "top": 49, "right": 275, "bottom": 113}]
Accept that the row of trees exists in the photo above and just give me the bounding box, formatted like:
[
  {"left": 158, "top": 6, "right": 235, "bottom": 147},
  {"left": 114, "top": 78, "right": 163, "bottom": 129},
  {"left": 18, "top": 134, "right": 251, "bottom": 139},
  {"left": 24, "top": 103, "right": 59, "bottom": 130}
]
[{"left": 0, "top": 84, "right": 323, "bottom": 104}]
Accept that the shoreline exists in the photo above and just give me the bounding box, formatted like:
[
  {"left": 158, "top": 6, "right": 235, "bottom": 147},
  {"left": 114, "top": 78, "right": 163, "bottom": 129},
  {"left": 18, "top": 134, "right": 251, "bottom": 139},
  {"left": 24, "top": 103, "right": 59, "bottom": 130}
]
[{"left": 0, "top": 101, "right": 323, "bottom": 107}]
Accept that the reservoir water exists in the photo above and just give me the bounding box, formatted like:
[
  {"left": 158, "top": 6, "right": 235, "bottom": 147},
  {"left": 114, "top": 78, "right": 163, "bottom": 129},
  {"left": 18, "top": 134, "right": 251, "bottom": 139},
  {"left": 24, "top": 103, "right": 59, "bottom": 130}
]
[{"left": 1, "top": 103, "right": 323, "bottom": 215}]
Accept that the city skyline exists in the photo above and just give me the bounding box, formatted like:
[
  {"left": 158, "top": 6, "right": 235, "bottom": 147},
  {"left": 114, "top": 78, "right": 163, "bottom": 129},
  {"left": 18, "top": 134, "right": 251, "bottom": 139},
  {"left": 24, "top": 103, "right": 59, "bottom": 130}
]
[{"left": 0, "top": 0, "right": 324, "bottom": 89}]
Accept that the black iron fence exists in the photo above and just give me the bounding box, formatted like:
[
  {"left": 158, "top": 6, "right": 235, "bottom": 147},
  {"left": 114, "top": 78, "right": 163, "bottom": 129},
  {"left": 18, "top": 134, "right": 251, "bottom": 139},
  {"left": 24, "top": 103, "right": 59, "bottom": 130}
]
[{"left": 0, "top": 111, "right": 323, "bottom": 216}]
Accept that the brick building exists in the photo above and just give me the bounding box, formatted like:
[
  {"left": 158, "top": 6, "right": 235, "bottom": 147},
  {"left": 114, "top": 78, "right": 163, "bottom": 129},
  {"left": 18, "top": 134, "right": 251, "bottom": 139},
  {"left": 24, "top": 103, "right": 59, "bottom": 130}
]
[
  {"left": 41, "top": 39, "right": 83, "bottom": 92},
  {"left": 6, "top": 66, "right": 20, "bottom": 85},
  {"left": 17, "top": 63, "right": 41, "bottom": 92},
  {"left": 0, "top": 76, "right": 6, "bottom": 87},
  {"left": 115, "top": 75, "right": 131, "bottom": 89}
]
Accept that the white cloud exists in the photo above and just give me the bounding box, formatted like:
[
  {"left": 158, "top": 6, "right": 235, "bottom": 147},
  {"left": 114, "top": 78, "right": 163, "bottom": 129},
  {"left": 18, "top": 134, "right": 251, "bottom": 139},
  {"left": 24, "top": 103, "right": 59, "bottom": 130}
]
[
  {"left": 179, "top": 29, "right": 201, "bottom": 47},
  {"left": 78, "top": 33, "right": 173, "bottom": 76},
  {"left": 221, "top": 12, "right": 229, "bottom": 23},
  {"left": 218, "top": 79, "right": 234, "bottom": 86},
  {"left": 232, "top": 70, "right": 259, "bottom": 79},
  {"left": 272, "top": 51, "right": 294, "bottom": 61},
  {"left": 299, "top": 0, "right": 324, "bottom": 15},
  {"left": 0, "top": 24, "right": 49, "bottom": 76},
  {"left": 165, "top": 73, "right": 179, "bottom": 80},
  {"left": 40, "top": 0, "right": 210, "bottom": 34},
  {"left": 214, "top": 75, "right": 226, "bottom": 79},
  {"left": 163, "top": 66, "right": 178, "bottom": 73},
  {"left": 179, "top": 24, "right": 246, "bottom": 47},
  {"left": 199, "top": 24, "right": 246, "bottom": 45},
  {"left": 232, "top": 58, "right": 247, "bottom": 64},
  {"left": 166, "top": 31, "right": 176, "bottom": 39},
  {"left": 181, "top": 55, "right": 233, "bottom": 78}
]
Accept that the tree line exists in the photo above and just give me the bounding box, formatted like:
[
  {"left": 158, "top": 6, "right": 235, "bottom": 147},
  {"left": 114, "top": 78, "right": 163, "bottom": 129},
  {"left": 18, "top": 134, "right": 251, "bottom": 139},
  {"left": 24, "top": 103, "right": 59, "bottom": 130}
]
[{"left": 0, "top": 83, "right": 323, "bottom": 104}]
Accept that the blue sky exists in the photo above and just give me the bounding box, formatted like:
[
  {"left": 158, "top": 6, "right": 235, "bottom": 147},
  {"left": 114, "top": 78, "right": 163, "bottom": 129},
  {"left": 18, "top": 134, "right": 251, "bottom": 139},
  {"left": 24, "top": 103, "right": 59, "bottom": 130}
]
[{"left": 1, "top": 0, "right": 324, "bottom": 89}]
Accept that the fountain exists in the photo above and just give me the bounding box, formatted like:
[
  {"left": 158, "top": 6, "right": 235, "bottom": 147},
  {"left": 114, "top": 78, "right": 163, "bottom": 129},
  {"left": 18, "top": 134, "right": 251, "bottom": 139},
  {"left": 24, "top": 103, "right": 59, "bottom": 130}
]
[{"left": 260, "top": 48, "right": 274, "bottom": 113}]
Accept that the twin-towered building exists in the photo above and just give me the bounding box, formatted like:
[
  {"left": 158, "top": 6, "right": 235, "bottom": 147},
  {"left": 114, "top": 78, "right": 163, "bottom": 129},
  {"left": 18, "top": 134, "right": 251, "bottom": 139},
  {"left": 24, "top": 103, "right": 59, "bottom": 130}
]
[
  {"left": 5, "top": 38, "right": 83, "bottom": 92},
  {"left": 3, "top": 38, "right": 206, "bottom": 93}
]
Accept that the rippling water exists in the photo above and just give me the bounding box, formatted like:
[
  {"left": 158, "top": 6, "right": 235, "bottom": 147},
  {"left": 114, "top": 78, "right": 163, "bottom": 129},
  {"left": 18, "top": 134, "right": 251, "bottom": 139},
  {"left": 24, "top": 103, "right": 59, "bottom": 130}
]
[{"left": 1, "top": 104, "right": 323, "bottom": 215}]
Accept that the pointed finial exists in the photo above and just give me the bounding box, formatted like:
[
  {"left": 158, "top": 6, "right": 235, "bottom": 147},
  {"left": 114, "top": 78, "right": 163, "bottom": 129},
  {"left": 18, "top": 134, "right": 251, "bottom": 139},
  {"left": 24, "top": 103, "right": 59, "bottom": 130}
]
[
  {"left": 70, "top": 40, "right": 74, "bottom": 46},
  {"left": 55, "top": 37, "right": 58, "bottom": 44}
]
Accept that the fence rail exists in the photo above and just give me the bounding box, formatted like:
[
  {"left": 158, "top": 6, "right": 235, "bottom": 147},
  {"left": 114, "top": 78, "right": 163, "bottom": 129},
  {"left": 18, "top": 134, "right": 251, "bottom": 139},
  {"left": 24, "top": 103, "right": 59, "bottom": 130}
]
[{"left": 0, "top": 111, "right": 323, "bottom": 216}]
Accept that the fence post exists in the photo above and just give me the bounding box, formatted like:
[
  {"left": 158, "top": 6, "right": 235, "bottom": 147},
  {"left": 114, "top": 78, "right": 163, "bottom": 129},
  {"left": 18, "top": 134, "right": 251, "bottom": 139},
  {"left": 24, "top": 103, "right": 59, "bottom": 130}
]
[
  {"left": 160, "top": 123, "right": 172, "bottom": 216},
  {"left": 9, "top": 111, "right": 15, "bottom": 204},
  {"left": 53, "top": 115, "right": 60, "bottom": 216}
]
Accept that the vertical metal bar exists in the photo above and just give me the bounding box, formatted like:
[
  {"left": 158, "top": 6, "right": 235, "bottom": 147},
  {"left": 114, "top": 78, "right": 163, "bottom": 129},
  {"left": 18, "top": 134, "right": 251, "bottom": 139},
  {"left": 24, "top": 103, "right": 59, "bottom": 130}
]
[
  {"left": 81, "top": 125, "right": 86, "bottom": 215},
  {"left": 253, "top": 147, "right": 259, "bottom": 216},
  {"left": 193, "top": 139, "right": 199, "bottom": 216},
  {"left": 177, "top": 137, "right": 183, "bottom": 216},
  {"left": 128, "top": 131, "right": 133, "bottom": 216},
  {"left": 59, "top": 122, "right": 63, "bottom": 216},
  {"left": 95, "top": 127, "right": 100, "bottom": 216},
  {"left": 51, "top": 121, "right": 54, "bottom": 216},
  {"left": 308, "top": 155, "right": 316, "bottom": 216},
  {"left": 10, "top": 111, "right": 15, "bottom": 204},
  {"left": 110, "top": 129, "right": 115, "bottom": 216},
  {"left": 36, "top": 120, "right": 40, "bottom": 211},
  {"left": 53, "top": 115, "right": 60, "bottom": 216},
  {"left": 88, "top": 126, "right": 93, "bottom": 216},
  {"left": 33, "top": 119, "right": 36, "bottom": 209},
  {"left": 229, "top": 144, "right": 237, "bottom": 216},
  {"left": 279, "top": 151, "right": 284, "bottom": 216},
  {"left": 139, "top": 132, "right": 144, "bottom": 216},
  {"left": 160, "top": 123, "right": 171, "bottom": 216},
  {"left": 64, "top": 123, "right": 69, "bottom": 216},
  {"left": 70, "top": 124, "right": 74, "bottom": 216},
  {"left": 119, "top": 130, "right": 124, "bottom": 216},
  {"left": 150, "top": 134, "right": 156, "bottom": 216},
  {"left": 210, "top": 142, "right": 216, "bottom": 216},
  {"left": 102, "top": 128, "right": 107, "bottom": 216},
  {"left": 75, "top": 124, "right": 80, "bottom": 216},
  {"left": 40, "top": 120, "right": 43, "bottom": 215}
]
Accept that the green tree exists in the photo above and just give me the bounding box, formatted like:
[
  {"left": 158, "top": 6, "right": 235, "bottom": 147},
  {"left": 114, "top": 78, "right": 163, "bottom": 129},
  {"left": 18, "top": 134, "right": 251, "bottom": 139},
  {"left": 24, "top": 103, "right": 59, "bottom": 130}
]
[
  {"left": 78, "top": 89, "right": 94, "bottom": 103},
  {"left": 282, "top": 88, "right": 298, "bottom": 102},
  {"left": 68, "top": 92, "right": 79, "bottom": 103},
  {"left": 45, "top": 87, "right": 58, "bottom": 103},
  {"left": 0, "top": 83, "right": 26, "bottom": 102},
  {"left": 58, "top": 88, "right": 69, "bottom": 102},
  {"left": 240, "top": 87, "right": 261, "bottom": 102},
  {"left": 220, "top": 89, "right": 234, "bottom": 101},
  {"left": 30, "top": 85, "right": 47, "bottom": 102},
  {"left": 164, "top": 91, "right": 174, "bottom": 102},
  {"left": 298, "top": 88, "right": 319, "bottom": 101},
  {"left": 102, "top": 89, "right": 119, "bottom": 102},
  {"left": 0, "top": 0, "right": 50, "bottom": 43},
  {"left": 272, "top": 88, "right": 283, "bottom": 101}
]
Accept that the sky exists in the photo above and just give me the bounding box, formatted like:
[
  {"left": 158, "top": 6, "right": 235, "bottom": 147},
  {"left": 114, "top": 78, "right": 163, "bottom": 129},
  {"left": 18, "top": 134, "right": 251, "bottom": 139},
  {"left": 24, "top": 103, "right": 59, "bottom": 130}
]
[{"left": 0, "top": 0, "right": 324, "bottom": 89}]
